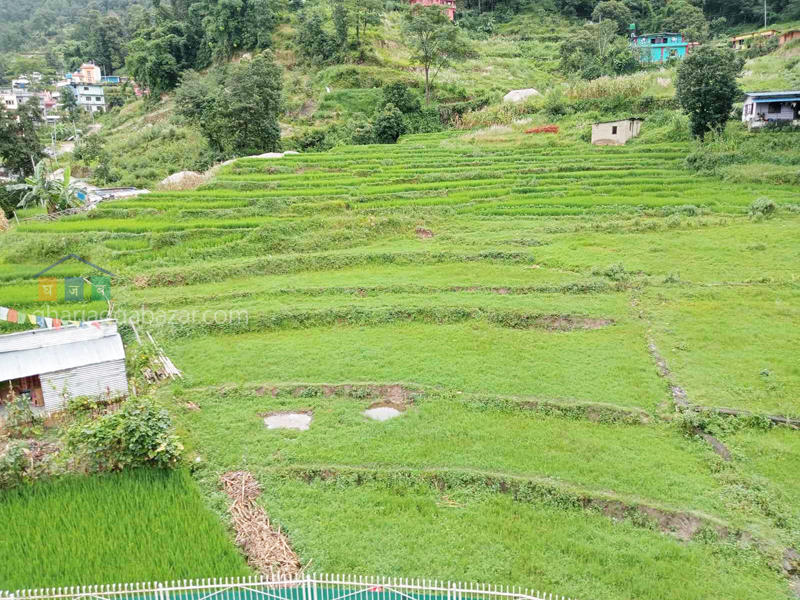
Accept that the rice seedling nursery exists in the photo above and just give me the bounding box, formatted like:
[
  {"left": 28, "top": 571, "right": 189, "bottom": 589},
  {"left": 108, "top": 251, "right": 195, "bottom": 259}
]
[{"left": 1, "top": 125, "right": 799, "bottom": 600}]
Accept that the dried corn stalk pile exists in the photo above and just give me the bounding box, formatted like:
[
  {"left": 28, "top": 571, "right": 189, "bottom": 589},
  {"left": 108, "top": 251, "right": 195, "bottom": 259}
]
[{"left": 221, "top": 471, "right": 303, "bottom": 577}]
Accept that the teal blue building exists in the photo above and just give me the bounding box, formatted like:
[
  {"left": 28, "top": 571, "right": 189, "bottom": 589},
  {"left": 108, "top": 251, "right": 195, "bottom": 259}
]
[{"left": 631, "top": 33, "right": 691, "bottom": 63}]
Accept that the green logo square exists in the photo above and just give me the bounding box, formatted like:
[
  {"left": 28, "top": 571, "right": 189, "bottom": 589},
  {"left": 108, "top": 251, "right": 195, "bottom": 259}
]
[
  {"left": 64, "top": 277, "right": 84, "bottom": 302},
  {"left": 91, "top": 276, "right": 111, "bottom": 301}
]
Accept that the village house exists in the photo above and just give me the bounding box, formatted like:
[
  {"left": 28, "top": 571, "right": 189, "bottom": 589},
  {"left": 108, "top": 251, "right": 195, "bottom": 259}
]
[
  {"left": 409, "top": 0, "right": 456, "bottom": 20},
  {"left": 72, "top": 83, "right": 107, "bottom": 113},
  {"left": 780, "top": 30, "right": 800, "bottom": 46},
  {"left": 0, "top": 320, "right": 128, "bottom": 415},
  {"left": 742, "top": 91, "right": 800, "bottom": 128},
  {"left": 731, "top": 29, "right": 777, "bottom": 49},
  {"left": 630, "top": 33, "right": 693, "bottom": 63},
  {"left": 591, "top": 118, "right": 642, "bottom": 146}
]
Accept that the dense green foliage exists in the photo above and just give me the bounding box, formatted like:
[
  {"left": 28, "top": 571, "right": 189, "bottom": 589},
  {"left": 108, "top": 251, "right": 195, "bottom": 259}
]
[
  {"left": 174, "top": 53, "right": 283, "bottom": 156},
  {"left": 0, "top": 103, "right": 44, "bottom": 178},
  {"left": 676, "top": 45, "right": 745, "bottom": 138}
]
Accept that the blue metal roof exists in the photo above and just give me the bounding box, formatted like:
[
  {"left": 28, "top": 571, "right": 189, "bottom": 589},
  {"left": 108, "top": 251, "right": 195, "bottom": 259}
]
[
  {"left": 748, "top": 96, "right": 800, "bottom": 102},
  {"left": 744, "top": 90, "right": 800, "bottom": 97}
]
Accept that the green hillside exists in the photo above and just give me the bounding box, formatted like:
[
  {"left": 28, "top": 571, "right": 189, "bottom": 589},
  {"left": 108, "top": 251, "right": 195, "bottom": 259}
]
[{"left": 2, "top": 124, "right": 800, "bottom": 598}]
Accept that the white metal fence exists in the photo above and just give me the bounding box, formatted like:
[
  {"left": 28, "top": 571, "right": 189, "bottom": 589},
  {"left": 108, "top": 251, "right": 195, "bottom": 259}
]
[{"left": 0, "top": 573, "right": 575, "bottom": 600}]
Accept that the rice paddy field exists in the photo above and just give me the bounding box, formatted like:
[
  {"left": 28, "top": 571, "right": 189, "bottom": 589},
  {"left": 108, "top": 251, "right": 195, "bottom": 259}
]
[{"left": 1, "top": 128, "right": 800, "bottom": 599}]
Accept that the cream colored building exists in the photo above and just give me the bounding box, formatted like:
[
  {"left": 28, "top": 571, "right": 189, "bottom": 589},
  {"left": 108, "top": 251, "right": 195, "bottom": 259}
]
[{"left": 591, "top": 119, "right": 643, "bottom": 146}]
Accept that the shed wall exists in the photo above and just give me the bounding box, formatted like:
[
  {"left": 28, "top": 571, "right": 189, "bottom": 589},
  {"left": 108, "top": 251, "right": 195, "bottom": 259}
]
[{"left": 40, "top": 359, "right": 128, "bottom": 411}]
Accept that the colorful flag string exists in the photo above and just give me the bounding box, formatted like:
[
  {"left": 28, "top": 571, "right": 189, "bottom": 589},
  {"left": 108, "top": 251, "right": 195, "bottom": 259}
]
[{"left": 0, "top": 306, "right": 101, "bottom": 330}]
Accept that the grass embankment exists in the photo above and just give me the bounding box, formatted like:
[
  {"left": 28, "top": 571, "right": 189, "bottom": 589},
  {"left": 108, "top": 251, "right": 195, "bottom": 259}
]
[
  {"left": 1, "top": 128, "right": 799, "bottom": 598},
  {"left": 0, "top": 469, "right": 249, "bottom": 589}
]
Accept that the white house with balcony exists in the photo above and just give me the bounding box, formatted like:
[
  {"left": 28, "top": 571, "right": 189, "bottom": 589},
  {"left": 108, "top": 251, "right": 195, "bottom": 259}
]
[
  {"left": 72, "top": 83, "right": 106, "bottom": 113},
  {"left": 742, "top": 91, "right": 800, "bottom": 128}
]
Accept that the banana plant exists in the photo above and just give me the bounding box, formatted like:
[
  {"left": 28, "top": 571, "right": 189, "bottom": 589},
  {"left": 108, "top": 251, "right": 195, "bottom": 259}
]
[{"left": 7, "top": 162, "right": 83, "bottom": 214}]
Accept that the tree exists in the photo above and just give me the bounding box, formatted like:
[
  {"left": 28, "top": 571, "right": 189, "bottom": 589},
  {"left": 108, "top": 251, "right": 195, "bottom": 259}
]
[
  {"left": 7, "top": 162, "right": 82, "bottom": 214},
  {"left": 294, "top": 11, "right": 339, "bottom": 63},
  {"left": 659, "top": 0, "right": 709, "bottom": 42},
  {"left": 0, "top": 102, "right": 44, "bottom": 177},
  {"left": 199, "top": 0, "right": 275, "bottom": 60},
  {"left": 403, "top": 6, "right": 473, "bottom": 105},
  {"left": 175, "top": 53, "right": 283, "bottom": 156},
  {"left": 346, "top": 0, "right": 383, "bottom": 45},
  {"left": 378, "top": 82, "right": 422, "bottom": 115},
  {"left": 61, "top": 86, "right": 78, "bottom": 117},
  {"left": 372, "top": 103, "right": 405, "bottom": 144},
  {"left": 676, "top": 45, "right": 744, "bottom": 139},
  {"left": 559, "top": 21, "right": 638, "bottom": 79},
  {"left": 592, "top": 1, "right": 634, "bottom": 35}
]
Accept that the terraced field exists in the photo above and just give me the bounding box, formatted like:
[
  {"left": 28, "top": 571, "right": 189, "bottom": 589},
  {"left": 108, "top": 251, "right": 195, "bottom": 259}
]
[{"left": 2, "top": 130, "right": 800, "bottom": 599}]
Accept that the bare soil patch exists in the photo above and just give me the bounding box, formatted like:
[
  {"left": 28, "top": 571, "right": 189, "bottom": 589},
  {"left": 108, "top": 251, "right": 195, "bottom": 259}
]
[
  {"left": 415, "top": 227, "right": 435, "bottom": 239},
  {"left": 534, "top": 316, "right": 613, "bottom": 331},
  {"left": 264, "top": 411, "right": 313, "bottom": 431},
  {"left": 363, "top": 401, "right": 405, "bottom": 421}
]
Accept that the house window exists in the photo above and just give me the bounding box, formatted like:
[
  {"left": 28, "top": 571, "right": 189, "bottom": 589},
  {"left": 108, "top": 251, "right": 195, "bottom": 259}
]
[
  {"left": 768, "top": 102, "right": 782, "bottom": 114},
  {"left": 612, "top": 126, "right": 618, "bottom": 135},
  {"left": 96, "top": 96, "right": 102, "bottom": 102},
  {"left": 83, "top": 86, "right": 89, "bottom": 91},
  {"left": 650, "top": 38, "right": 656, "bottom": 44}
]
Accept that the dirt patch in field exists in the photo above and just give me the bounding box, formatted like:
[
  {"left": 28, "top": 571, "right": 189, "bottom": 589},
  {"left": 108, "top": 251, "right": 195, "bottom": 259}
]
[
  {"left": 692, "top": 428, "right": 731, "bottom": 462},
  {"left": 264, "top": 411, "right": 313, "bottom": 431},
  {"left": 363, "top": 401, "right": 405, "bottom": 421},
  {"left": 221, "top": 471, "right": 303, "bottom": 576},
  {"left": 415, "top": 226, "right": 435, "bottom": 239},
  {"left": 534, "top": 316, "right": 613, "bottom": 331},
  {"left": 647, "top": 338, "right": 690, "bottom": 408}
]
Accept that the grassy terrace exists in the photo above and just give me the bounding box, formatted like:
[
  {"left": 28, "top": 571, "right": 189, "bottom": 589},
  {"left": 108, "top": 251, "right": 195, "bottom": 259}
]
[{"left": 1, "top": 130, "right": 799, "bottom": 599}]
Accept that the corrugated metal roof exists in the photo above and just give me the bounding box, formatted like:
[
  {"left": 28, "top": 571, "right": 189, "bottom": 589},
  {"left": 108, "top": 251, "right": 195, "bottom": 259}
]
[
  {"left": 0, "top": 335, "right": 125, "bottom": 381},
  {"left": 0, "top": 320, "right": 118, "bottom": 353},
  {"left": 744, "top": 90, "right": 800, "bottom": 98}
]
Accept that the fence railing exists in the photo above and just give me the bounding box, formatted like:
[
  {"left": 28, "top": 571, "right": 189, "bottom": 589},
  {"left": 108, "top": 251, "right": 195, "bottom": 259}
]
[{"left": 0, "top": 573, "right": 575, "bottom": 600}]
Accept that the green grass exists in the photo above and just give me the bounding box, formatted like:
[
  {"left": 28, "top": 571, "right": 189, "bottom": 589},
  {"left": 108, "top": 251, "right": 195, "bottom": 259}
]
[
  {"left": 2, "top": 126, "right": 800, "bottom": 598},
  {"left": 248, "top": 478, "right": 789, "bottom": 600},
  {"left": 0, "top": 469, "right": 249, "bottom": 589}
]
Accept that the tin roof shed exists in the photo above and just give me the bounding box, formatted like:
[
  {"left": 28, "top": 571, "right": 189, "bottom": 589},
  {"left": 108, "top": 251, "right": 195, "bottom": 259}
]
[{"left": 0, "top": 320, "right": 128, "bottom": 412}]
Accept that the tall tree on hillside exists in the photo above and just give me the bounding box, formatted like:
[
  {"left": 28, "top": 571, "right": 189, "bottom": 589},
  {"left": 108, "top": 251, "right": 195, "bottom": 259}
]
[
  {"left": 198, "top": 0, "right": 276, "bottom": 60},
  {"left": 658, "top": 0, "right": 709, "bottom": 42},
  {"left": 126, "top": 19, "right": 200, "bottom": 97},
  {"left": 0, "top": 103, "right": 45, "bottom": 177},
  {"left": 676, "top": 45, "right": 744, "bottom": 139},
  {"left": 175, "top": 53, "right": 283, "bottom": 156},
  {"left": 83, "top": 13, "right": 128, "bottom": 74},
  {"left": 403, "top": 5, "right": 473, "bottom": 105},
  {"left": 592, "top": 1, "right": 634, "bottom": 35},
  {"left": 61, "top": 86, "right": 78, "bottom": 117},
  {"left": 346, "top": 0, "right": 383, "bottom": 45}
]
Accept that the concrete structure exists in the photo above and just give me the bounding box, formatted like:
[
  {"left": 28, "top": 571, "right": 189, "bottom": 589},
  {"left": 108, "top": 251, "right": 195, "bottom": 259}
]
[
  {"left": 101, "top": 75, "right": 122, "bottom": 85},
  {"left": 2, "top": 93, "right": 17, "bottom": 111},
  {"left": 0, "top": 320, "right": 128, "bottom": 414},
  {"left": 591, "top": 118, "right": 642, "bottom": 146},
  {"left": 409, "top": 0, "right": 456, "bottom": 20},
  {"left": 631, "top": 33, "right": 691, "bottom": 62},
  {"left": 742, "top": 91, "right": 800, "bottom": 128},
  {"left": 73, "top": 83, "right": 106, "bottom": 113},
  {"left": 731, "top": 29, "right": 777, "bottom": 49},
  {"left": 779, "top": 30, "right": 800, "bottom": 46}
]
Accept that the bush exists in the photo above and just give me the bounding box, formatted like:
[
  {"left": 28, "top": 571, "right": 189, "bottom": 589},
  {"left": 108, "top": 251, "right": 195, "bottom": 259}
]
[
  {"left": 64, "top": 398, "right": 183, "bottom": 471},
  {"left": 378, "top": 82, "right": 422, "bottom": 115},
  {"left": 748, "top": 197, "right": 777, "bottom": 219},
  {"left": 372, "top": 103, "right": 405, "bottom": 144},
  {"left": 0, "top": 441, "right": 30, "bottom": 489}
]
